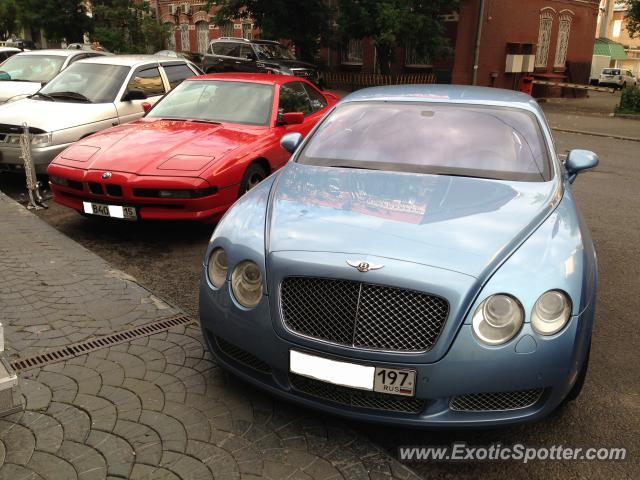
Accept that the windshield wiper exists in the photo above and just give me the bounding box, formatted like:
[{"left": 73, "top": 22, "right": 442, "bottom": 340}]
[
  {"left": 188, "top": 119, "right": 221, "bottom": 125},
  {"left": 48, "top": 91, "right": 92, "bottom": 103},
  {"left": 30, "top": 92, "right": 56, "bottom": 102}
]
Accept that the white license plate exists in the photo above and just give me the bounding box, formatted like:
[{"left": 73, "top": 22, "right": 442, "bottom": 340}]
[
  {"left": 82, "top": 201, "right": 137, "bottom": 220},
  {"left": 289, "top": 350, "right": 416, "bottom": 397}
]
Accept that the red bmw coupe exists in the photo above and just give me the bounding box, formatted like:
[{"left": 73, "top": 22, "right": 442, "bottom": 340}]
[{"left": 47, "top": 73, "right": 338, "bottom": 222}]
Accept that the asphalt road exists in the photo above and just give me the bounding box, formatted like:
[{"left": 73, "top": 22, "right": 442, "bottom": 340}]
[{"left": 0, "top": 130, "right": 637, "bottom": 479}]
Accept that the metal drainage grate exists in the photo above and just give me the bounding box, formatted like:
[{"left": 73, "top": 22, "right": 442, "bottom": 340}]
[{"left": 10, "top": 314, "right": 195, "bottom": 372}]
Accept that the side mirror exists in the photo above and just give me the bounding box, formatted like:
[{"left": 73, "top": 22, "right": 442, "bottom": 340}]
[
  {"left": 122, "top": 89, "right": 147, "bottom": 101},
  {"left": 281, "top": 112, "right": 304, "bottom": 125},
  {"left": 324, "top": 92, "right": 339, "bottom": 101},
  {"left": 281, "top": 132, "right": 303, "bottom": 154},
  {"left": 142, "top": 102, "right": 152, "bottom": 113},
  {"left": 565, "top": 149, "right": 598, "bottom": 183}
]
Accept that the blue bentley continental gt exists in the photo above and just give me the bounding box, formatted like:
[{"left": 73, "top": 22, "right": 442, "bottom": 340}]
[{"left": 199, "top": 85, "right": 599, "bottom": 427}]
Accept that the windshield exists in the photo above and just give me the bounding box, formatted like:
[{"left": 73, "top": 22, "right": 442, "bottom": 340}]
[
  {"left": 39, "top": 63, "right": 129, "bottom": 103},
  {"left": 602, "top": 69, "right": 620, "bottom": 75},
  {"left": 254, "top": 43, "right": 296, "bottom": 60},
  {"left": 297, "top": 102, "right": 551, "bottom": 182},
  {"left": 0, "top": 55, "right": 65, "bottom": 83},
  {"left": 147, "top": 79, "right": 274, "bottom": 126}
]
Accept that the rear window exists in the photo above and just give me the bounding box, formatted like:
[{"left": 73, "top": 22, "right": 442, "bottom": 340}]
[
  {"left": 602, "top": 69, "right": 620, "bottom": 75},
  {"left": 297, "top": 102, "right": 551, "bottom": 182}
]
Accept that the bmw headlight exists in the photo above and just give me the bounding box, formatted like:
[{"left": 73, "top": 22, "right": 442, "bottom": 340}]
[
  {"left": 231, "top": 261, "right": 263, "bottom": 308},
  {"left": 531, "top": 290, "right": 571, "bottom": 335},
  {"left": 472, "top": 294, "right": 524, "bottom": 345},
  {"left": 31, "top": 133, "right": 53, "bottom": 147},
  {"left": 207, "top": 248, "right": 228, "bottom": 288}
]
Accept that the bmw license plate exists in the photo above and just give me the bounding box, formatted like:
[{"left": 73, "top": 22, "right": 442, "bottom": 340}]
[
  {"left": 373, "top": 367, "right": 416, "bottom": 397},
  {"left": 82, "top": 201, "right": 137, "bottom": 220}
]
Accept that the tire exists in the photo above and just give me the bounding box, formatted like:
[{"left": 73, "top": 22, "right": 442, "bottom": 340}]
[
  {"left": 238, "top": 163, "right": 268, "bottom": 197},
  {"left": 565, "top": 345, "right": 590, "bottom": 402}
]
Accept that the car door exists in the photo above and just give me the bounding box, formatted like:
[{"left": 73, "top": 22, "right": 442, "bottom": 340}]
[
  {"left": 236, "top": 44, "right": 257, "bottom": 73},
  {"left": 267, "top": 81, "right": 325, "bottom": 169},
  {"left": 115, "top": 65, "right": 166, "bottom": 125}
]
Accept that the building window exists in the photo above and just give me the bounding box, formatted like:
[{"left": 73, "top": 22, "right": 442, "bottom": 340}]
[
  {"left": 165, "top": 23, "right": 176, "bottom": 50},
  {"left": 342, "top": 38, "right": 363, "bottom": 65},
  {"left": 220, "top": 21, "right": 235, "bottom": 38},
  {"left": 405, "top": 44, "right": 432, "bottom": 68},
  {"left": 535, "top": 9, "right": 554, "bottom": 68},
  {"left": 196, "top": 21, "right": 209, "bottom": 54},
  {"left": 180, "top": 23, "right": 190, "bottom": 52},
  {"left": 242, "top": 23, "right": 253, "bottom": 40},
  {"left": 613, "top": 19, "right": 622, "bottom": 38},
  {"left": 554, "top": 13, "right": 573, "bottom": 69}
]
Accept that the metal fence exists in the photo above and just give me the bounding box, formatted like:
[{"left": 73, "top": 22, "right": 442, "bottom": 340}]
[{"left": 320, "top": 72, "right": 437, "bottom": 91}]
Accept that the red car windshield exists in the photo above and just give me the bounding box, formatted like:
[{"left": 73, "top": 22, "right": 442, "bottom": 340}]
[
  {"left": 297, "top": 102, "right": 551, "bottom": 182},
  {"left": 148, "top": 79, "right": 274, "bottom": 126}
]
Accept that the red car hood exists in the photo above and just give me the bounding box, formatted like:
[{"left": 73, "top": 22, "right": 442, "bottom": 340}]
[{"left": 54, "top": 119, "right": 263, "bottom": 177}]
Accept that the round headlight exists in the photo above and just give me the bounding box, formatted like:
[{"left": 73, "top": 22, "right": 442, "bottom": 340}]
[
  {"left": 231, "top": 261, "right": 263, "bottom": 308},
  {"left": 472, "top": 294, "right": 524, "bottom": 345},
  {"left": 207, "top": 248, "right": 228, "bottom": 288},
  {"left": 531, "top": 290, "right": 571, "bottom": 335}
]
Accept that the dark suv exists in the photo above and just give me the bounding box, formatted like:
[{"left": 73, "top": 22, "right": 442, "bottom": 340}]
[{"left": 201, "top": 38, "right": 320, "bottom": 86}]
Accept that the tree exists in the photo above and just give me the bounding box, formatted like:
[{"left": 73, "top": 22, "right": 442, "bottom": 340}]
[
  {"left": 92, "top": 0, "right": 164, "bottom": 53},
  {"left": 207, "top": 0, "right": 331, "bottom": 62},
  {"left": 625, "top": 0, "right": 640, "bottom": 37},
  {"left": 16, "top": 0, "right": 92, "bottom": 43},
  {"left": 0, "top": 0, "right": 17, "bottom": 40},
  {"left": 336, "top": 0, "right": 458, "bottom": 74}
]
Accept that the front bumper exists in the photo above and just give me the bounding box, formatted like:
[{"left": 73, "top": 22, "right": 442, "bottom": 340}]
[
  {"left": 47, "top": 164, "right": 238, "bottom": 222},
  {"left": 0, "top": 143, "right": 71, "bottom": 174},
  {"left": 199, "top": 278, "right": 594, "bottom": 428}
]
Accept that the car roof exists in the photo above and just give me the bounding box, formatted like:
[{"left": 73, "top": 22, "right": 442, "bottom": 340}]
[
  {"left": 0, "top": 47, "right": 21, "bottom": 52},
  {"left": 77, "top": 54, "right": 189, "bottom": 67},
  {"left": 341, "top": 84, "right": 542, "bottom": 113},
  {"left": 12, "top": 49, "right": 89, "bottom": 58},
  {"left": 192, "top": 72, "right": 306, "bottom": 85}
]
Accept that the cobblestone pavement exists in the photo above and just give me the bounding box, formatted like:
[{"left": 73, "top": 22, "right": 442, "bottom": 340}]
[{"left": 0, "top": 192, "right": 420, "bottom": 480}]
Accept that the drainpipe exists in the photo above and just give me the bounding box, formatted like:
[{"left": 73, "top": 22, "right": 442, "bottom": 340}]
[{"left": 472, "top": 0, "right": 486, "bottom": 85}]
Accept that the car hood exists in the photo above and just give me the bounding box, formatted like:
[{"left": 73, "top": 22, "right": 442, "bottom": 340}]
[
  {"left": 267, "top": 163, "right": 559, "bottom": 279},
  {"left": 53, "top": 118, "right": 262, "bottom": 177},
  {"left": 260, "top": 58, "right": 316, "bottom": 71},
  {"left": 0, "top": 81, "right": 41, "bottom": 103},
  {"left": 0, "top": 98, "right": 115, "bottom": 131}
]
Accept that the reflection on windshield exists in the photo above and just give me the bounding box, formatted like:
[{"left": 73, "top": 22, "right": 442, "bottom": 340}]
[
  {"left": 0, "top": 55, "right": 65, "bottom": 83},
  {"left": 298, "top": 102, "right": 551, "bottom": 182},
  {"left": 254, "top": 43, "right": 296, "bottom": 60},
  {"left": 278, "top": 163, "right": 518, "bottom": 225},
  {"left": 148, "top": 80, "right": 274, "bottom": 126},
  {"left": 39, "top": 63, "right": 129, "bottom": 103}
]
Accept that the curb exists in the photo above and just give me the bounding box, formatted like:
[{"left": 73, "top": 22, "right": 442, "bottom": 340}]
[
  {"left": 614, "top": 113, "right": 640, "bottom": 121},
  {"left": 551, "top": 127, "right": 640, "bottom": 143}
]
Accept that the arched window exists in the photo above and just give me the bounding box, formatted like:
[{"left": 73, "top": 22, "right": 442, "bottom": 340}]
[
  {"left": 554, "top": 12, "right": 574, "bottom": 68},
  {"left": 165, "top": 23, "right": 176, "bottom": 50},
  {"left": 196, "top": 21, "right": 209, "bottom": 54},
  {"left": 535, "top": 9, "right": 555, "bottom": 68},
  {"left": 180, "top": 23, "right": 190, "bottom": 52}
]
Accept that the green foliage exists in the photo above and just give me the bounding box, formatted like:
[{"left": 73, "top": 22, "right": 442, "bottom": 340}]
[
  {"left": 336, "top": 0, "right": 458, "bottom": 73},
  {"left": 0, "top": 0, "right": 17, "bottom": 39},
  {"left": 16, "top": 0, "right": 92, "bottom": 43},
  {"left": 92, "top": 0, "right": 163, "bottom": 53},
  {"left": 208, "top": 0, "right": 331, "bottom": 62},
  {"left": 624, "top": 0, "right": 640, "bottom": 38},
  {"left": 616, "top": 84, "right": 640, "bottom": 114}
]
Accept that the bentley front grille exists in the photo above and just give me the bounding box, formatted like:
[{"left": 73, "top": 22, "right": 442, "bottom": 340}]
[
  {"left": 290, "top": 374, "right": 426, "bottom": 414},
  {"left": 280, "top": 277, "right": 449, "bottom": 352},
  {"left": 449, "top": 389, "right": 544, "bottom": 412}
]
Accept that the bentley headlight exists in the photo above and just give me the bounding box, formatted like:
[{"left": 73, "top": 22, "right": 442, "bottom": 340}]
[
  {"left": 231, "top": 261, "right": 263, "bottom": 308},
  {"left": 472, "top": 294, "right": 524, "bottom": 345},
  {"left": 207, "top": 248, "right": 228, "bottom": 288},
  {"left": 531, "top": 290, "right": 571, "bottom": 335}
]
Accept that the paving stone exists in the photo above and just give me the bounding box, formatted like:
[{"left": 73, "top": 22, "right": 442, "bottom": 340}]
[
  {"left": 25, "top": 451, "right": 77, "bottom": 480},
  {"left": 86, "top": 430, "right": 135, "bottom": 478}
]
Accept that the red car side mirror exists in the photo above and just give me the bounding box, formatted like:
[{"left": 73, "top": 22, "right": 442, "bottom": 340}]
[
  {"left": 281, "top": 112, "right": 304, "bottom": 125},
  {"left": 142, "top": 102, "right": 152, "bottom": 113},
  {"left": 324, "top": 92, "right": 340, "bottom": 101}
]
